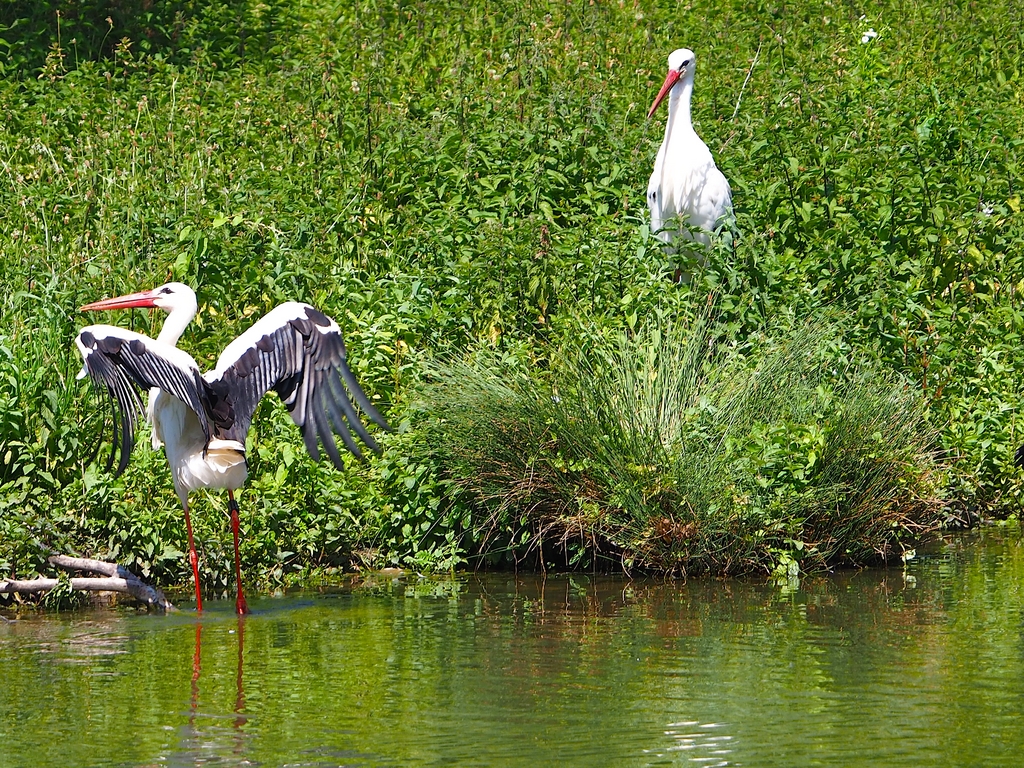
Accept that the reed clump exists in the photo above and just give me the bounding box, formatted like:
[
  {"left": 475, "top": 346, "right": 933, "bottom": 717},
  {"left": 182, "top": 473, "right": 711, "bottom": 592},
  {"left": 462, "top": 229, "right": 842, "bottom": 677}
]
[{"left": 422, "top": 319, "right": 944, "bottom": 575}]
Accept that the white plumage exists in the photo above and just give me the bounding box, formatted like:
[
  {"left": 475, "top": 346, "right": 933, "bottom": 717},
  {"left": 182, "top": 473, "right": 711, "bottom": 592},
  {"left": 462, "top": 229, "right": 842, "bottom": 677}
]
[
  {"left": 75, "top": 282, "right": 389, "bottom": 614},
  {"left": 647, "top": 48, "right": 732, "bottom": 259}
]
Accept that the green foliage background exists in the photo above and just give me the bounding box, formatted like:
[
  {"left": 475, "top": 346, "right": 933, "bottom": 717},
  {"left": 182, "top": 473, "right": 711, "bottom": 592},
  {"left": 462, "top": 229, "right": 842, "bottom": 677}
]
[{"left": 1, "top": 0, "right": 1023, "bottom": 588}]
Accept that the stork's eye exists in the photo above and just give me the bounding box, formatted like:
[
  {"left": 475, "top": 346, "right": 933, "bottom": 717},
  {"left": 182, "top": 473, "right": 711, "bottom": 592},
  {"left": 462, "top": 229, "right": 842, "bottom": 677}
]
[{"left": 160, "top": 287, "right": 173, "bottom": 295}]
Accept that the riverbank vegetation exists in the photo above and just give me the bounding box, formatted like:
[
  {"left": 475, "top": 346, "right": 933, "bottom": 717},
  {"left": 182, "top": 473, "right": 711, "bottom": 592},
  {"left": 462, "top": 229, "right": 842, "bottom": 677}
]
[
  {"left": 422, "top": 318, "right": 942, "bottom": 574},
  {"left": 1, "top": 0, "right": 1022, "bottom": 591}
]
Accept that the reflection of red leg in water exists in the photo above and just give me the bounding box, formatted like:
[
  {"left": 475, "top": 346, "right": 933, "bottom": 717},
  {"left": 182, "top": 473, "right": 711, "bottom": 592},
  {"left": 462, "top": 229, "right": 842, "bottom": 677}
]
[
  {"left": 191, "top": 622, "right": 202, "bottom": 715},
  {"left": 232, "top": 616, "right": 248, "bottom": 760},
  {"left": 234, "top": 617, "right": 246, "bottom": 728}
]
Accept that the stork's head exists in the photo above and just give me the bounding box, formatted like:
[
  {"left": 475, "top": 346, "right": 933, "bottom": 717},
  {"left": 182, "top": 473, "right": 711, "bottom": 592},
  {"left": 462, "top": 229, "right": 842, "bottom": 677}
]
[
  {"left": 647, "top": 48, "right": 696, "bottom": 118},
  {"left": 80, "top": 282, "right": 198, "bottom": 316}
]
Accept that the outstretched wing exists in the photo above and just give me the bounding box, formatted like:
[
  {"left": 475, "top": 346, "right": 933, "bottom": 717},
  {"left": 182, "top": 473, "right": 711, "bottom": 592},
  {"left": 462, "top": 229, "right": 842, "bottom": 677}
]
[
  {"left": 204, "top": 303, "right": 390, "bottom": 468},
  {"left": 75, "top": 326, "right": 211, "bottom": 475}
]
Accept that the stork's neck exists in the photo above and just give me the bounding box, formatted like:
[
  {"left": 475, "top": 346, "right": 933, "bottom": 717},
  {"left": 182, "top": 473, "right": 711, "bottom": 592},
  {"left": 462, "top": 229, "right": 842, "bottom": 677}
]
[
  {"left": 156, "top": 303, "right": 197, "bottom": 348},
  {"left": 663, "top": 78, "right": 695, "bottom": 145}
]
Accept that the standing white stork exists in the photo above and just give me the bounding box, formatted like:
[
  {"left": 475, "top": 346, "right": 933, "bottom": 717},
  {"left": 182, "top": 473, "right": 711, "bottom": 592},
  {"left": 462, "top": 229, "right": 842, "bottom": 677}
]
[
  {"left": 647, "top": 48, "right": 732, "bottom": 271},
  {"left": 75, "top": 282, "right": 390, "bottom": 615}
]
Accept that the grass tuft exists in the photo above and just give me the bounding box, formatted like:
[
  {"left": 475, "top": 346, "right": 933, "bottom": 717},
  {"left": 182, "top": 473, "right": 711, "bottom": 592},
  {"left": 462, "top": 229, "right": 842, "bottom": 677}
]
[{"left": 421, "top": 317, "right": 944, "bottom": 575}]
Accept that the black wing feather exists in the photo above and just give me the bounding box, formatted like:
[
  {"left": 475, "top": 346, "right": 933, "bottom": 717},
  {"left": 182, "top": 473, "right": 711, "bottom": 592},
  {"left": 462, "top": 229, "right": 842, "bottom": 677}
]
[
  {"left": 77, "top": 328, "right": 211, "bottom": 476},
  {"left": 322, "top": 374, "right": 366, "bottom": 461},
  {"left": 207, "top": 303, "right": 390, "bottom": 466},
  {"left": 327, "top": 371, "right": 379, "bottom": 454},
  {"left": 337, "top": 363, "right": 389, "bottom": 429},
  {"left": 311, "top": 399, "right": 346, "bottom": 469}
]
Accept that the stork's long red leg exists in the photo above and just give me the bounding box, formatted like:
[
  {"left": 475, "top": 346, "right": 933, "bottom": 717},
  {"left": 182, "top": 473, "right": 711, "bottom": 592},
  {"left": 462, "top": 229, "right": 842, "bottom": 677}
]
[
  {"left": 182, "top": 501, "right": 203, "bottom": 613},
  {"left": 228, "top": 490, "right": 249, "bottom": 615}
]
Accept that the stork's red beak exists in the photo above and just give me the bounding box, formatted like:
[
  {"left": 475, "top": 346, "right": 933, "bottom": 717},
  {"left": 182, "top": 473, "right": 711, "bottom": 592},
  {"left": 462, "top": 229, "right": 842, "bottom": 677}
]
[
  {"left": 80, "top": 289, "right": 159, "bottom": 312},
  {"left": 647, "top": 69, "right": 681, "bottom": 118}
]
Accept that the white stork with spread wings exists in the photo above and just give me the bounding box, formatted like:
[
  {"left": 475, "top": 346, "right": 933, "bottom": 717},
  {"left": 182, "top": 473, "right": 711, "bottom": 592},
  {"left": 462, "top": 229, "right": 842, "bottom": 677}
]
[
  {"left": 647, "top": 48, "right": 732, "bottom": 273},
  {"left": 75, "top": 282, "right": 390, "bottom": 615}
]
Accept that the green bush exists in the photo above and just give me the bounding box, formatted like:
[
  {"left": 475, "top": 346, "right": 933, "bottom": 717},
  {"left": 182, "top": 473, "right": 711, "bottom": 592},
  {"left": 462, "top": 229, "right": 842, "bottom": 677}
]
[{"left": 418, "top": 317, "right": 944, "bottom": 575}]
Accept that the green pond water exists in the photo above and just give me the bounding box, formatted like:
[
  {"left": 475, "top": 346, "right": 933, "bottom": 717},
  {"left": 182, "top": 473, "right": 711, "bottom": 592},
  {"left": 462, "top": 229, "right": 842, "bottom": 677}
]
[{"left": 2, "top": 528, "right": 1024, "bottom": 767}]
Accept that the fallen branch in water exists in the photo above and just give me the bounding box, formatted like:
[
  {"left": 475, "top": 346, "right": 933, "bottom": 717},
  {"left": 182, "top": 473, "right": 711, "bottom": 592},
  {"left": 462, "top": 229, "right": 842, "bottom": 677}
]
[{"left": 0, "top": 555, "right": 174, "bottom": 612}]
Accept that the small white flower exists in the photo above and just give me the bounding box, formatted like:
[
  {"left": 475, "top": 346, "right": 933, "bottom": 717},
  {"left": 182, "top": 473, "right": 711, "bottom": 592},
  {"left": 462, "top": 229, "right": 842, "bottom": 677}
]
[
  {"left": 981, "top": 204, "right": 994, "bottom": 216},
  {"left": 350, "top": 80, "right": 360, "bottom": 93},
  {"left": 860, "top": 28, "right": 878, "bottom": 44}
]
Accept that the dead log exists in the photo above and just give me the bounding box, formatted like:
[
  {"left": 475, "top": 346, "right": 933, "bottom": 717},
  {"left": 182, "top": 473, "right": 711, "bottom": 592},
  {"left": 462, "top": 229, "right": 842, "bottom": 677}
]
[{"left": 0, "top": 555, "right": 175, "bottom": 612}]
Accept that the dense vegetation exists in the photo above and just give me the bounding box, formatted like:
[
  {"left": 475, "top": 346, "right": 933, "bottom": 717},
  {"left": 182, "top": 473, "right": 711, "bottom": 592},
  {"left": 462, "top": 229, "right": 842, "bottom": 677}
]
[
  {"left": 424, "top": 319, "right": 942, "bottom": 574},
  {"left": 1, "top": 0, "right": 1022, "bottom": 593}
]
